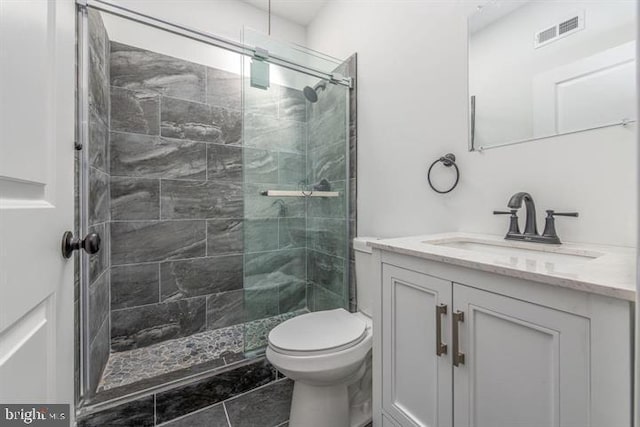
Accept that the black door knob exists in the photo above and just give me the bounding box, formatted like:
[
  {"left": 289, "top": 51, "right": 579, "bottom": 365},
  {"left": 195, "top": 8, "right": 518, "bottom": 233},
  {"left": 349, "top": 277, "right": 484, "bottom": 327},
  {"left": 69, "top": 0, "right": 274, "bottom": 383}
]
[{"left": 61, "top": 231, "right": 101, "bottom": 259}]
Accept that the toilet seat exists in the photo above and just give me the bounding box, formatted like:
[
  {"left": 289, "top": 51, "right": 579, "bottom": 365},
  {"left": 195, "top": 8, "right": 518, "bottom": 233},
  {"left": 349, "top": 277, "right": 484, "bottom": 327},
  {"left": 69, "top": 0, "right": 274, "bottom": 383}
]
[{"left": 268, "top": 309, "right": 367, "bottom": 356}]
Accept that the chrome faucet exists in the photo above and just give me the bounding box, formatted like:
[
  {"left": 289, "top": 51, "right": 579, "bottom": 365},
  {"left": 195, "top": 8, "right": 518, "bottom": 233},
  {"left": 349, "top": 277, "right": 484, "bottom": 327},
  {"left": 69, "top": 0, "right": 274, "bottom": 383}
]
[{"left": 494, "top": 192, "right": 578, "bottom": 244}]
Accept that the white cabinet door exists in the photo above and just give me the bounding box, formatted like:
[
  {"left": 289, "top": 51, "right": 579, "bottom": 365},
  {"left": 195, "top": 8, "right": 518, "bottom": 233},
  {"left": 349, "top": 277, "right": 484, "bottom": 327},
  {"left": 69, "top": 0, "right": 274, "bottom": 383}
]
[
  {"left": 0, "top": 0, "right": 75, "bottom": 411},
  {"left": 452, "top": 284, "right": 590, "bottom": 427},
  {"left": 382, "top": 265, "right": 452, "bottom": 427}
]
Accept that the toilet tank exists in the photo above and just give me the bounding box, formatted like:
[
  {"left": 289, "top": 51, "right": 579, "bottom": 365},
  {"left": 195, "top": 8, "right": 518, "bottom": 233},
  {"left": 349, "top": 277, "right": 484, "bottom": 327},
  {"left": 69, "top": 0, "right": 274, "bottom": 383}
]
[{"left": 353, "top": 237, "right": 379, "bottom": 317}]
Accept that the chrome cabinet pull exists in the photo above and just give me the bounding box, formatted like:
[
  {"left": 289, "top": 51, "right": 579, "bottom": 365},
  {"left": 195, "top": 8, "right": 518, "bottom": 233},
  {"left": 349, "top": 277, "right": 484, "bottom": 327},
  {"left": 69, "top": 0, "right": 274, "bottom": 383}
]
[
  {"left": 436, "top": 304, "right": 448, "bottom": 356},
  {"left": 452, "top": 310, "right": 465, "bottom": 366}
]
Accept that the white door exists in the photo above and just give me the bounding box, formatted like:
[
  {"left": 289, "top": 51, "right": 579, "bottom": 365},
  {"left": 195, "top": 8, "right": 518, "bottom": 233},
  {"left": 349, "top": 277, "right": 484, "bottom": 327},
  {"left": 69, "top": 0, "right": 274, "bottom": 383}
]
[
  {"left": 0, "top": 0, "right": 76, "bottom": 415},
  {"left": 452, "top": 284, "right": 590, "bottom": 427},
  {"left": 382, "top": 265, "right": 452, "bottom": 427}
]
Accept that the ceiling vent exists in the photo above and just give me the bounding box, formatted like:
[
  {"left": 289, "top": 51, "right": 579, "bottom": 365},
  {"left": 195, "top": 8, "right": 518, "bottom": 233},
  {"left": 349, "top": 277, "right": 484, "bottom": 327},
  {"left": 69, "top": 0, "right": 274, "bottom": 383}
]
[{"left": 534, "top": 11, "right": 585, "bottom": 49}]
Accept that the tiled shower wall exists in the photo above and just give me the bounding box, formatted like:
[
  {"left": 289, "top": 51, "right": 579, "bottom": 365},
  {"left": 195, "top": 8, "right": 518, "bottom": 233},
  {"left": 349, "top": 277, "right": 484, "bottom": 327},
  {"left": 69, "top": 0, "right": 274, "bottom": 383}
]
[
  {"left": 306, "top": 55, "right": 358, "bottom": 313},
  {"left": 107, "top": 41, "right": 246, "bottom": 352},
  {"left": 87, "top": 9, "right": 112, "bottom": 394},
  {"left": 106, "top": 42, "right": 314, "bottom": 354}
]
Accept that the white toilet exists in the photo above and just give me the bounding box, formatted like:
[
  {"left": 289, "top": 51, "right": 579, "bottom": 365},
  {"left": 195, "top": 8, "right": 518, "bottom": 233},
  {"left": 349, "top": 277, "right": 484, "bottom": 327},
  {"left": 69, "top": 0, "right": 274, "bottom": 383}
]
[{"left": 266, "top": 237, "right": 377, "bottom": 427}]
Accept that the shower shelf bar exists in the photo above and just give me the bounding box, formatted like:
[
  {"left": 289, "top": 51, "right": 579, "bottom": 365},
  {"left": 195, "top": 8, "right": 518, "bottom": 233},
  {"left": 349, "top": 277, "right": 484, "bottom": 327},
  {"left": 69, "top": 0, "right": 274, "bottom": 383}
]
[
  {"left": 78, "top": 0, "right": 353, "bottom": 88},
  {"left": 260, "top": 190, "right": 340, "bottom": 198}
]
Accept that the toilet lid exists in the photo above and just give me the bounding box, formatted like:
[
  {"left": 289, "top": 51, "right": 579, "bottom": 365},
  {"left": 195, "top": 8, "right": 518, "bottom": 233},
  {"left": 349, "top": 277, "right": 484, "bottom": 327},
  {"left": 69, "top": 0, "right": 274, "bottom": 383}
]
[{"left": 268, "top": 308, "right": 367, "bottom": 354}]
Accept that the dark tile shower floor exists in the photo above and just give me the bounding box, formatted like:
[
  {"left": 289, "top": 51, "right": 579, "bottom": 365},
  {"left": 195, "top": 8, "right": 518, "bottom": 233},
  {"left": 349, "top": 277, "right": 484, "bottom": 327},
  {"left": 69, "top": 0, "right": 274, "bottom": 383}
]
[{"left": 98, "top": 311, "right": 304, "bottom": 393}]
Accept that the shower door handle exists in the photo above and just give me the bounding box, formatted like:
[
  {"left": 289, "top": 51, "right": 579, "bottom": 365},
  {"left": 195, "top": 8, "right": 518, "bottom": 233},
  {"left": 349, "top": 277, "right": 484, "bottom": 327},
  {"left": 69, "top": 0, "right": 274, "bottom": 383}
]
[
  {"left": 435, "top": 303, "right": 447, "bottom": 356},
  {"left": 61, "top": 231, "right": 101, "bottom": 259},
  {"left": 452, "top": 310, "right": 465, "bottom": 367}
]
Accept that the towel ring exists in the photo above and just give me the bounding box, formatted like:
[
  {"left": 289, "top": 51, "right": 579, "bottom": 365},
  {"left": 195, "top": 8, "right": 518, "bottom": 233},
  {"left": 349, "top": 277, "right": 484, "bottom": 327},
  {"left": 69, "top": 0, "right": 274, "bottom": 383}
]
[{"left": 427, "top": 153, "right": 459, "bottom": 194}]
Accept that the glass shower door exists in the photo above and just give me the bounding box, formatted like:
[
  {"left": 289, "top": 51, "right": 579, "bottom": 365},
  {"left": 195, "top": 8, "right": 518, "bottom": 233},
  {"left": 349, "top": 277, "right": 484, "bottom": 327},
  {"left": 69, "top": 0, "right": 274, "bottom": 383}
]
[{"left": 241, "top": 29, "right": 351, "bottom": 354}]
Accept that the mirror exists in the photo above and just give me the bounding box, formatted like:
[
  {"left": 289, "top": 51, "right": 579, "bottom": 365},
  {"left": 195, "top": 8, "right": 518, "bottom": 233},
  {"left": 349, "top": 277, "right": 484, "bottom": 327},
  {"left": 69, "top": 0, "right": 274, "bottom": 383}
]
[{"left": 468, "top": 1, "right": 637, "bottom": 151}]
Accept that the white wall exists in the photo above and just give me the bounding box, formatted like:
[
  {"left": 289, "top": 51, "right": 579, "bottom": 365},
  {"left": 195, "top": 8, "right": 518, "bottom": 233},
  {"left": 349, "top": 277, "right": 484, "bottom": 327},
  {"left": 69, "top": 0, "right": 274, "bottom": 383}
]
[{"left": 307, "top": 0, "right": 637, "bottom": 247}]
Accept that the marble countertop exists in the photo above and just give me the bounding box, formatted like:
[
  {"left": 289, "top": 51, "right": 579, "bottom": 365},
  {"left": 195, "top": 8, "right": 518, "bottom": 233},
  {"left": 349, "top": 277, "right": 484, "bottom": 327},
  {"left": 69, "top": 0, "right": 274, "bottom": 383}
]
[{"left": 369, "top": 232, "right": 637, "bottom": 301}]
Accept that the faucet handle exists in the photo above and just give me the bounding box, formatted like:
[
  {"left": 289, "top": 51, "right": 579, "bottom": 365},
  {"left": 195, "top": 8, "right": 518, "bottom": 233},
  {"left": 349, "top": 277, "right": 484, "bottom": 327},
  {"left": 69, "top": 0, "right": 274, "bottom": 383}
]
[
  {"left": 542, "top": 210, "right": 579, "bottom": 244},
  {"left": 494, "top": 209, "right": 520, "bottom": 236},
  {"left": 547, "top": 210, "right": 579, "bottom": 217}
]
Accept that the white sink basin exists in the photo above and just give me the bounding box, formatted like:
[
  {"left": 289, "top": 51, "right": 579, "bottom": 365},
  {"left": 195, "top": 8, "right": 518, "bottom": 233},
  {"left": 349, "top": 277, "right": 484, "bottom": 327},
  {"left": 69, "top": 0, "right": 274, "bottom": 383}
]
[{"left": 428, "top": 238, "right": 603, "bottom": 264}]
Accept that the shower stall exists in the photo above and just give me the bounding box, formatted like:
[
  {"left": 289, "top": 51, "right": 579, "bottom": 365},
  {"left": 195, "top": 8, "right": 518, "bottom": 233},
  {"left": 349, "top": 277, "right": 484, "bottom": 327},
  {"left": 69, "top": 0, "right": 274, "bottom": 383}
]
[{"left": 76, "top": 0, "right": 357, "bottom": 419}]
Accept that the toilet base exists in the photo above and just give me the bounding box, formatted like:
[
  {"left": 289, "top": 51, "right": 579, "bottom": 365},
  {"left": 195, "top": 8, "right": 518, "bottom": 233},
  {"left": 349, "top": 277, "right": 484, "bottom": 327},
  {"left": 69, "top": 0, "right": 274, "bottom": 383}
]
[{"left": 289, "top": 381, "right": 349, "bottom": 427}]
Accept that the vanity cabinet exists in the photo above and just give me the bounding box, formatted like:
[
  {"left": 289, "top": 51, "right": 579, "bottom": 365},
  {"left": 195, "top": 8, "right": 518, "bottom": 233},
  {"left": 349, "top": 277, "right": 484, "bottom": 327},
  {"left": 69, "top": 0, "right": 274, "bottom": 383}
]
[
  {"left": 375, "top": 256, "right": 632, "bottom": 427},
  {"left": 381, "top": 265, "right": 452, "bottom": 427}
]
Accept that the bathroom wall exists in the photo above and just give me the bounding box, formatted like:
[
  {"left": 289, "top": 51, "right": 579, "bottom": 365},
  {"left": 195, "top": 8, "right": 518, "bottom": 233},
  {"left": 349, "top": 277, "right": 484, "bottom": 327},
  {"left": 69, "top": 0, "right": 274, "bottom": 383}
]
[
  {"left": 241, "top": 74, "right": 308, "bottom": 326},
  {"left": 307, "top": 1, "right": 637, "bottom": 248},
  {"left": 108, "top": 41, "right": 246, "bottom": 351},
  {"left": 87, "top": 9, "right": 112, "bottom": 394},
  {"left": 306, "top": 55, "right": 358, "bottom": 312},
  {"left": 107, "top": 41, "right": 319, "bottom": 353}
]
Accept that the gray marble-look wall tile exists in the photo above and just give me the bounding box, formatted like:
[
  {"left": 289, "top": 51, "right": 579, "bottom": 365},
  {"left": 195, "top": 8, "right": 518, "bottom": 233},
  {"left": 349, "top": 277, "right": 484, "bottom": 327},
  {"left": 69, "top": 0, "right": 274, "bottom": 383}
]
[
  {"left": 111, "top": 263, "right": 160, "bottom": 310},
  {"left": 244, "top": 287, "right": 279, "bottom": 321},
  {"left": 110, "top": 41, "right": 206, "bottom": 103},
  {"left": 244, "top": 147, "right": 278, "bottom": 184},
  {"left": 245, "top": 83, "right": 279, "bottom": 117},
  {"left": 278, "top": 218, "right": 305, "bottom": 249},
  {"left": 161, "top": 255, "right": 242, "bottom": 301},
  {"left": 307, "top": 80, "right": 348, "bottom": 123},
  {"left": 307, "top": 249, "right": 345, "bottom": 296},
  {"left": 88, "top": 223, "right": 108, "bottom": 284},
  {"left": 307, "top": 141, "right": 347, "bottom": 184},
  {"left": 88, "top": 9, "right": 108, "bottom": 74},
  {"left": 349, "top": 260, "right": 357, "bottom": 311},
  {"left": 244, "top": 183, "right": 305, "bottom": 219},
  {"left": 207, "top": 144, "right": 242, "bottom": 182},
  {"left": 111, "top": 297, "right": 206, "bottom": 351},
  {"left": 206, "top": 289, "right": 244, "bottom": 329},
  {"left": 207, "top": 219, "right": 243, "bottom": 255},
  {"left": 110, "top": 133, "right": 206, "bottom": 180},
  {"left": 244, "top": 113, "right": 305, "bottom": 154},
  {"left": 279, "top": 281, "right": 306, "bottom": 314},
  {"left": 161, "top": 97, "right": 240, "bottom": 144},
  {"left": 88, "top": 317, "right": 110, "bottom": 395},
  {"left": 161, "top": 180, "right": 243, "bottom": 219},
  {"left": 244, "top": 249, "right": 305, "bottom": 290},
  {"left": 277, "top": 152, "right": 305, "bottom": 185},
  {"left": 111, "top": 86, "right": 159, "bottom": 135},
  {"left": 308, "top": 100, "right": 347, "bottom": 152},
  {"left": 349, "top": 219, "right": 356, "bottom": 262},
  {"left": 349, "top": 178, "right": 356, "bottom": 222},
  {"left": 307, "top": 217, "right": 347, "bottom": 259},
  {"left": 111, "top": 220, "right": 206, "bottom": 265},
  {"left": 89, "top": 109, "right": 109, "bottom": 173},
  {"left": 225, "top": 379, "right": 294, "bottom": 427},
  {"left": 110, "top": 177, "right": 159, "bottom": 220},
  {"left": 244, "top": 218, "right": 279, "bottom": 253},
  {"left": 155, "top": 358, "right": 276, "bottom": 424},
  {"left": 89, "top": 167, "right": 109, "bottom": 226},
  {"left": 206, "top": 67, "right": 241, "bottom": 111},
  {"left": 313, "top": 284, "right": 345, "bottom": 312},
  {"left": 89, "top": 50, "right": 109, "bottom": 122},
  {"left": 278, "top": 86, "right": 306, "bottom": 122},
  {"left": 89, "top": 271, "right": 110, "bottom": 342},
  {"left": 160, "top": 402, "right": 229, "bottom": 427},
  {"left": 307, "top": 180, "right": 346, "bottom": 219},
  {"left": 77, "top": 395, "right": 155, "bottom": 427}
]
